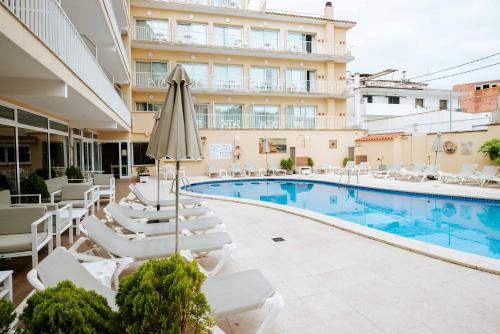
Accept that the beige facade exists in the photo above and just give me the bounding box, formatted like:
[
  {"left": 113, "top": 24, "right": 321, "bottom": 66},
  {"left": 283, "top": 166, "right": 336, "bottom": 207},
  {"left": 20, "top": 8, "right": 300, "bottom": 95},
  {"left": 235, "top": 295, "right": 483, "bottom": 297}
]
[{"left": 355, "top": 125, "right": 500, "bottom": 173}]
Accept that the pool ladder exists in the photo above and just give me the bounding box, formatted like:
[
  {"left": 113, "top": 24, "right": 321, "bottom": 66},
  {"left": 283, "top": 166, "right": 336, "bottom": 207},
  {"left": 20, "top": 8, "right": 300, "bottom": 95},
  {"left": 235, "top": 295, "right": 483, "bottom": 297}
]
[{"left": 171, "top": 176, "right": 192, "bottom": 192}]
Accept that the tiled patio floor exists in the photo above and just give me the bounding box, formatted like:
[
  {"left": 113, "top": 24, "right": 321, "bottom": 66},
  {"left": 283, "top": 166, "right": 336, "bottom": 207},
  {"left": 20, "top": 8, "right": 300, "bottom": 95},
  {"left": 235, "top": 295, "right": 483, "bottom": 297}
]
[{"left": 2, "top": 175, "right": 500, "bottom": 333}]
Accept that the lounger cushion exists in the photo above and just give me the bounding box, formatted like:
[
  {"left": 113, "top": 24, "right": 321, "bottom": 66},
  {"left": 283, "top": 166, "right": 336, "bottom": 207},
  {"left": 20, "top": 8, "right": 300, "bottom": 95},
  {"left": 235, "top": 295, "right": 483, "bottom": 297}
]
[
  {"left": 0, "top": 190, "right": 12, "bottom": 206},
  {"left": 36, "top": 248, "right": 117, "bottom": 310},
  {"left": 130, "top": 184, "right": 204, "bottom": 207},
  {"left": 82, "top": 216, "right": 232, "bottom": 260},
  {"left": 0, "top": 206, "right": 47, "bottom": 235},
  {"left": 203, "top": 270, "right": 275, "bottom": 317},
  {"left": 0, "top": 232, "right": 48, "bottom": 253},
  {"left": 94, "top": 174, "right": 114, "bottom": 186},
  {"left": 61, "top": 184, "right": 93, "bottom": 201}
]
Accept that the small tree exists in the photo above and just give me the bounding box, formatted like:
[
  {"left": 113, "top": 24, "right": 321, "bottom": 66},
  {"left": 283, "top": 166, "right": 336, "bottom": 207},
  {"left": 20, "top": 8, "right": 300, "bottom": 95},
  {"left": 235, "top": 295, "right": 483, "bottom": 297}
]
[
  {"left": 20, "top": 173, "right": 49, "bottom": 202},
  {"left": 116, "top": 255, "right": 214, "bottom": 333},
  {"left": 478, "top": 139, "right": 500, "bottom": 164},
  {"left": 20, "top": 281, "right": 117, "bottom": 334},
  {"left": 342, "top": 157, "right": 349, "bottom": 167},
  {"left": 0, "top": 299, "right": 15, "bottom": 334},
  {"left": 65, "top": 165, "right": 84, "bottom": 182},
  {"left": 280, "top": 158, "right": 294, "bottom": 171},
  {"left": 307, "top": 157, "right": 314, "bottom": 168}
]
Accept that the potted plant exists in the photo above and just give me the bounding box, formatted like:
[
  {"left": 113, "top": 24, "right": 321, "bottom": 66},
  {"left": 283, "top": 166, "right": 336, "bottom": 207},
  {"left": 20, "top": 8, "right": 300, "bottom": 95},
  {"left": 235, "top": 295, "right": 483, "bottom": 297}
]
[
  {"left": 307, "top": 157, "right": 314, "bottom": 168},
  {"left": 19, "top": 281, "right": 117, "bottom": 333},
  {"left": 479, "top": 139, "right": 500, "bottom": 164},
  {"left": 136, "top": 166, "right": 150, "bottom": 183},
  {"left": 20, "top": 173, "right": 49, "bottom": 203},
  {"left": 0, "top": 299, "right": 15, "bottom": 334},
  {"left": 280, "top": 158, "right": 294, "bottom": 175},
  {"left": 65, "top": 165, "right": 84, "bottom": 183},
  {"left": 116, "top": 255, "right": 214, "bottom": 333},
  {"left": 342, "top": 157, "right": 349, "bottom": 167}
]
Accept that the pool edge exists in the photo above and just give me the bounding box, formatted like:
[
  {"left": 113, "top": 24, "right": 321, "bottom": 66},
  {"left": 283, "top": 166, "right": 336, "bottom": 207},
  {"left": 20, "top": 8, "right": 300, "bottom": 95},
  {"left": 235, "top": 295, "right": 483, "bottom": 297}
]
[{"left": 180, "top": 180, "right": 500, "bottom": 276}]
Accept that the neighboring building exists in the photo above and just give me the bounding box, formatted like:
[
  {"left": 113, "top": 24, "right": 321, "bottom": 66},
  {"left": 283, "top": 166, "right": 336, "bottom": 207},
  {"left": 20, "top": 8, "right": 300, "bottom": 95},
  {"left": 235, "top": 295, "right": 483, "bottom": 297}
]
[
  {"left": 453, "top": 79, "right": 500, "bottom": 113},
  {"left": 0, "top": 0, "right": 363, "bottom": 185},
  {"left": 347, "top": 70, "right": 464, "bottom": 130}
]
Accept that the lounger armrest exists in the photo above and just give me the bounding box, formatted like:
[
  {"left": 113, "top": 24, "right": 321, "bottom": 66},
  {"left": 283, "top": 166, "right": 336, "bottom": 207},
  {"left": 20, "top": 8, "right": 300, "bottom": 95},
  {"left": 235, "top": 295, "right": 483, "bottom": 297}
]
[
  {"left": 10, "top": 194, "right": 42, "bottom": 204},
  {"left": 27, "top": 269, "right": 45, "bottom": 291},
  {"left": 51, "top": 190, "right": 62, "bottom": 203}
]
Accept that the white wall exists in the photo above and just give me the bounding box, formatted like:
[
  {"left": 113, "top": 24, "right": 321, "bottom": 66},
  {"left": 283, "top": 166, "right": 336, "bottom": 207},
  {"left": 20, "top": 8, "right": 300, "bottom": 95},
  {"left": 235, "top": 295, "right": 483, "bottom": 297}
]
[{"left": 366, "top": 110, "right": 493, "bottom": 135}]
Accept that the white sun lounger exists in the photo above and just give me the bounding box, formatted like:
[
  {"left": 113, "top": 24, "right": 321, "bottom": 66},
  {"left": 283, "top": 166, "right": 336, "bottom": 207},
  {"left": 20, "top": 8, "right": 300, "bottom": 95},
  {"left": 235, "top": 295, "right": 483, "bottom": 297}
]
[
  {"left": 406, "top": 164, "right": 441, "bottom": 182},
  {"left": 270, "top": 163, "right": 287, "bottom": 176},
  {"left": 27, "top": 247, "right": 283, "bottom": 333},
  {"left": 129, "top": 184, "right": 205, "bottom": 208},
  {"left": 440, "top": 164, "right": 477, "bottom": 184},
  {"left": 78, "top": 216, "right": 234, "bottom": 276},
  {"left": 394, "top": 162, "right": 425, "bottom": 179},
  {"left": 208, "top": 163, "right": 221, "bottom": 178},
  {"left": 244, "top": 162, "right": 259, "bottom": 176},
  {"left": 104, "top": 203, "right": 225, "bottom": 236},
  {"left": 116, "top": 201, "right": 212, "bottom": 221},
  {"left": 357, "top": 162, "right": 371, "bottom": 174},
  {"left": 463, "top": 165, "right": 500, "bottom": 187},
  {"left": 372, "top": 163, "right": 402, "bottom": 178},
  {"left": 230, "top": 163, "right": 245, "bottom": 177}
]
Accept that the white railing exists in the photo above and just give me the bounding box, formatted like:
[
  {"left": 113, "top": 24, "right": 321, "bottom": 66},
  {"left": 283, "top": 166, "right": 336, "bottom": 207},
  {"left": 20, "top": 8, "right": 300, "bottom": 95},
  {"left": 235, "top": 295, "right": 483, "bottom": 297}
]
[
  {"left": 103, "top": 0, "right": 130, "bottom": 72},
  {"left": 134, "top": 26, "right": 350, "bottom": 57},
  {"left": 195, "top": 113, "right": 346, "bottom": 129},
  {"left": 165, "top": 0, "right": 242, "bottom": 8},
  {"left": 1, "top": 0, "right": 131, "bottom": 126},
  {"left": 135, "top": 73, "right": 347, "bottom": 96}
]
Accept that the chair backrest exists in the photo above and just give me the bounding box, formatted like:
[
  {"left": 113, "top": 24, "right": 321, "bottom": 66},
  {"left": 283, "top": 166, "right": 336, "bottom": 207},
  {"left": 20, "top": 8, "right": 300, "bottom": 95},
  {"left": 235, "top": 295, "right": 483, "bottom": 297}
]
[
  {"left": 231, "top": 163, "right": 241, "bottom": 172},
  {"left": 208, "top": 163, "right": 218, "bottom": 173},
  {"left": 93, "top": 174, "right": 114, "bottom": 186},
  {"left": 359, "top": 162, "right": 369, "bottom": 169},
  {"left": 81, "top": 215, "right": 132, "bottom": 258},
  {"left": 424, "top": 164, "right": 439, "bottom": 174},
  {"left": 245, "top": 162, "right": 256, "bottom": 170},
  {"left": 413, "top": 163, "right": 425, "bottom": 172},
  {"left": 36, "top": 247, "right": 117, "bottom": 310},
  {"left": 480, "top": 165, "right": 499, "bottom": 177},
  {"left": 61, "top": 184, "right": 93, "bottom": 201},
  {"left": 45, "top": 176, "right": 68, "bottom": 193},
  {"left": 0, "top": 206, "right": 46, "bottom": 235},
  {"left": 345, "top": 161, "right": 355, "bottom": 169},
  {"left": 459, "top": 164, "right": 476, "bottom": 176},
  {"left": 0, "top": 189, "right": 11, "bottom": 206},
  {"left": 392, "top": 162, "right": 402, "bottom": 171},
  {"left": 129, "top": 184, "right": 149, "bottom": 204}
]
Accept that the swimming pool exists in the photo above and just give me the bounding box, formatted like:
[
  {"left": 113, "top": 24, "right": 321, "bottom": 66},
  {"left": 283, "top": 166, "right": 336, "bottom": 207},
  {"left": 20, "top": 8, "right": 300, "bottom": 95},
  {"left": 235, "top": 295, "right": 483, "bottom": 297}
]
[{"left": 187, "top": 179, "right": 500, "bottom": 260}]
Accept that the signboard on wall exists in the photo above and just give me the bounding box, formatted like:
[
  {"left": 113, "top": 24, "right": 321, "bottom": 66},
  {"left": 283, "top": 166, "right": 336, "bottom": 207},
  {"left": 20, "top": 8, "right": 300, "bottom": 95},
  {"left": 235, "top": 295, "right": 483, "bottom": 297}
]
[{"left": 209, "top": 144, "right": 232, "bottom": 160}]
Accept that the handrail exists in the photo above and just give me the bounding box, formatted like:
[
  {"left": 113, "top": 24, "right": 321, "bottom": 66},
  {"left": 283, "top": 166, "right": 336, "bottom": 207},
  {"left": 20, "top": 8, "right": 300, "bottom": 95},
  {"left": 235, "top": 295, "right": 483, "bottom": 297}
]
[{"left": 1, "top": 0, "right": 131, "bottom": 126}]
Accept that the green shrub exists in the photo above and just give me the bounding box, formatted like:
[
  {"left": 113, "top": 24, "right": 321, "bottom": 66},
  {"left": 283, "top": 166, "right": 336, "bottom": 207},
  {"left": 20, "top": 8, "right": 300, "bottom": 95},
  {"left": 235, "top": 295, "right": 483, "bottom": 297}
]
[
  {"left": 20, "top": 173, "right": 49, "bottom": 202},
  {"left": 136, "top": 166, "right": 149, "bottom": 175},
  {"left": 342, "top": 157, "right": 349, "bottom": 167},
  {"left": 20, "top": 281, "right": 116, "bottom": 334},
  {"left": 0, "top": 299, "right": 15, "bottom": 334},
  {"left": 116, "top": 255, "right": 214, "bottom": 334},
  {"left": 65, "top": 165, "right": 84, "bottom": 182},
  {"left": 280, "top": 158, "right": 294, "bottom": 171},
  {"left": 478, "top": 138, "right": 500, "bottom": 164},
  {"left": 307, "top": 157, "right": 314, "bottom": 167}
]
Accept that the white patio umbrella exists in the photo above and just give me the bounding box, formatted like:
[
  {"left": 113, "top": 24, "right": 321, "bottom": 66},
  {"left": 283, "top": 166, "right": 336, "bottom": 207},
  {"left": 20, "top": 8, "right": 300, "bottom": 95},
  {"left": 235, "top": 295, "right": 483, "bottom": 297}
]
[
  {"left": 146, "top": 64, "right": 202, "bottom": 252},
  {"left": 432, "top": 133, "right": 443, "bottom": 164}
]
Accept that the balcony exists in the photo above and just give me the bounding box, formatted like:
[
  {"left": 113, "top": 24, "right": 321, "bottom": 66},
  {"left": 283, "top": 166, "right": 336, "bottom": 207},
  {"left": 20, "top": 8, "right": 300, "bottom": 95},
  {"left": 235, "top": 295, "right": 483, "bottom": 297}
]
[
  {"left": 156, "top": 0, "right": 244, "bottom": 9},
  {"left": 133, "top": 26, "right": 352, "bottom": 60},
  {"left": 193, "top": 113, "right": 346, "bottom": 129},
  {"left": 134, "top": 73, "right": 348, "bottom": 97},
  {"left": 0, "top": 0, "right": 131, "bottom": 126}
]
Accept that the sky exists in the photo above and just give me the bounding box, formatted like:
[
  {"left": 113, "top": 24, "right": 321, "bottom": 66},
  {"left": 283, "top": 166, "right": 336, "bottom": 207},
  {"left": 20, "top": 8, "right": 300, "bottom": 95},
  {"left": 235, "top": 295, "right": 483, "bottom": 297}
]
[{"left": 252, "top": 0, "right": 500, "bottom": 89}]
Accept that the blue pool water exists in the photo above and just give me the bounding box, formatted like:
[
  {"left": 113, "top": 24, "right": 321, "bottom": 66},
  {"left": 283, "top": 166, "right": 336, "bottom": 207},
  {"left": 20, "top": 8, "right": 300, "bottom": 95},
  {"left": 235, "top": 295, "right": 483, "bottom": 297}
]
[{"left": 187, "top": 179, "right": 500, "bottom": 259}]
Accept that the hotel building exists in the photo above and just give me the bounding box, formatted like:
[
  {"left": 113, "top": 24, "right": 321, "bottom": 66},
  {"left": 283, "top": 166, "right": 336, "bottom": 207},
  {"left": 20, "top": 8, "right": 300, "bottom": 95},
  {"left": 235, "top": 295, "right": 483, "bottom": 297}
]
[{"left": 0, "top": 0, "right": 359, "bottom": 190}]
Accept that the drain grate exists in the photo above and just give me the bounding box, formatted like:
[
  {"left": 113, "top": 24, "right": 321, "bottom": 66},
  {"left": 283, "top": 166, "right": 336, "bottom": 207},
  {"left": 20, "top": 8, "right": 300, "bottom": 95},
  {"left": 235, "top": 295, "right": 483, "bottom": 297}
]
[{"left": 272, "top": 237, "right": 285, "bottom": 242}]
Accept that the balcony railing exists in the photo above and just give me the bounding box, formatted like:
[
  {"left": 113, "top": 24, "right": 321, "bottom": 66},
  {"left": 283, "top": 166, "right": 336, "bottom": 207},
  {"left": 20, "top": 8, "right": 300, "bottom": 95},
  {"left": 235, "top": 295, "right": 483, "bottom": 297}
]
[
  {"left": 134, "top": 26, "right": 350, "bottom": 57},
  {"left": 194, "top": 113, "right": 346, "bottom": 129},
  {"left": 1, "top": 0, "right": 131, "bottom": 125},
  {"left": 135, "top": 73, "right": 347, "bottom": 96},
  {"left": 163, "top": 0, "right": 243, "bottom": 8}
]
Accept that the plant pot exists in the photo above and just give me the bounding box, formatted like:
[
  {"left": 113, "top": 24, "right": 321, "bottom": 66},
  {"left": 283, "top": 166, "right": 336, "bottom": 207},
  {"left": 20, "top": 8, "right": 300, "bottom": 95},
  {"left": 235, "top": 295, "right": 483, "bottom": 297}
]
[
  {"left": 286, "top": 170, "right": 293, "bottom": 175},
  {"left": 139, "top": 173, "right": 150, "bottom": 183}
]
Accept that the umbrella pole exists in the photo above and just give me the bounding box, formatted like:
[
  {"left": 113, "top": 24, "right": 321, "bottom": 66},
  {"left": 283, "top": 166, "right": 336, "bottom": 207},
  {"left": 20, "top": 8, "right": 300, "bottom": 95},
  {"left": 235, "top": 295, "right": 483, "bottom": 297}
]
[
  {"left": 175, "top": 160, "right": 180, "bottom": 253},
  {"left": 157, "top": 160, "right": 160, "bottom": 211}
]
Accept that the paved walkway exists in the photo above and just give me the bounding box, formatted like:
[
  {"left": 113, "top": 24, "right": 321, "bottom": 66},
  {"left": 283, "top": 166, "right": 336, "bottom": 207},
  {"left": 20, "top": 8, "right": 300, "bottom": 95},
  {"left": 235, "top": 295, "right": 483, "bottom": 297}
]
[{"left": 199, "top": 198, "right": 500, "bottom": 333}]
